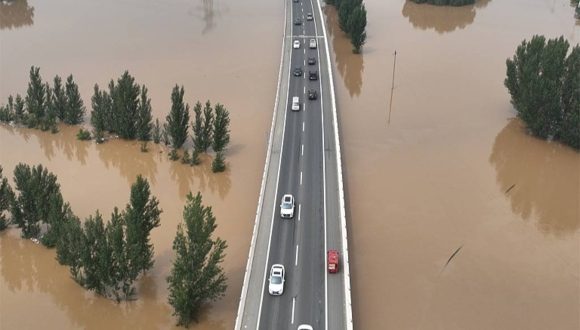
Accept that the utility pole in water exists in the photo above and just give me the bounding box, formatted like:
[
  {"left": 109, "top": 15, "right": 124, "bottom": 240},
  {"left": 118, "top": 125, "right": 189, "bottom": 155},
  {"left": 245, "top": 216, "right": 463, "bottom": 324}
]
[{"left": 388, "top": 50, "right": 397, "bottom": 124}]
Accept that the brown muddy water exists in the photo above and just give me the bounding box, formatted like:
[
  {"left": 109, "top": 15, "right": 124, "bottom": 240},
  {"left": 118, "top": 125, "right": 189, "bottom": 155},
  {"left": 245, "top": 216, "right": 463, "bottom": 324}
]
[
  {"left": 1, "top": 0, "right": 579, "bottom": 330},
  {"left": 325, "top": 0, "right": 579, "bottom": 329},
  {"left": 0, "top": 0, "right": 283, "bottom": 329}
]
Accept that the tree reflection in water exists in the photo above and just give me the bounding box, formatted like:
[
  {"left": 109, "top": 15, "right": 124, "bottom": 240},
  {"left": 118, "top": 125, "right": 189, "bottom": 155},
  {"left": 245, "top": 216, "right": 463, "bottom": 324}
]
[
  {"left": 489, "top": 119, "right": 579, "bottom": 236},
  {"left": 402, "top": 0, "right": 491, "bottom": 34},
  {"left": 324, "top": 5, "right": 364, "bottom": 98},
  {"left": 0, "top": 0, "right": 34, "bottom": 30}
]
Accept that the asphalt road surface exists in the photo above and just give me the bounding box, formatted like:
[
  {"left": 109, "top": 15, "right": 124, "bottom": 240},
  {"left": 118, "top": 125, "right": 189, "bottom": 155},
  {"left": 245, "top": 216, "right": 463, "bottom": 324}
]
[{"left": 236, "top": 0, "right": 349, "bottom": 329}]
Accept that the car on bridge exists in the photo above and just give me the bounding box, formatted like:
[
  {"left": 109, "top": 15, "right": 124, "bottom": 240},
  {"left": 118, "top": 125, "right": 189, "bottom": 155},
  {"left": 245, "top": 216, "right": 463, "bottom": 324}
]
[
  {"left": 309, "top": 39, "right": 317, "bottom": 49},
  {"left": 293, "top": 67, "right": 303, "bottom": 77},
  {"left": 280, "top": 194, "right": 296, "bottom": 217},
  {"left": 293, "top": 40, "right": 300, "bottom": 49},
  {"left": 308, "top": 89, "right": 317, "bottom": 100},
  {"left": 309, "top": 70, "right": 318, "bottom": 81},
  {"left": 294, "top": 18, "right": 302, "bottom": 25},
  {"left": 298, "top": 325, "right": 313, "bottom": 330},
  {"left": 306, "top": 13, "right": 313, "bottom": 21},
  {"left": 268, "top": 264, "right": 285, "bottom": 295},
  {"left": 308, "top": 57, "right": 316, "bottom": 65},
  {"left": 328, "top": 249, "right": 339, "bottom": 273}
]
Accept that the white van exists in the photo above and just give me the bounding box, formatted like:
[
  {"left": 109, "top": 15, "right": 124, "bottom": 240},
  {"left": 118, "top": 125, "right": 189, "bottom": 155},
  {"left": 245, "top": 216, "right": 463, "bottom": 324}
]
[
  {"left": 309, "top": 39, "right": 317, "bottom": 49},
  {"left": 291, "top": 96, "right": 300, "bottom": 111}
]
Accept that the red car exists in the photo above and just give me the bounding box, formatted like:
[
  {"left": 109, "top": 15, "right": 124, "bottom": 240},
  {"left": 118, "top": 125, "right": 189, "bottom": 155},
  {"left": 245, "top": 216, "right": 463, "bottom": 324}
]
[{"left": 327, "top": 249, "right": 339, "bottom": 273}]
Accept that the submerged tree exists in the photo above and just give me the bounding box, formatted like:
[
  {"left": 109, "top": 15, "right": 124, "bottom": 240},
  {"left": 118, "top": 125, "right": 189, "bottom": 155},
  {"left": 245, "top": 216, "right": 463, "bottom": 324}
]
[
  {"left": 201, "top": 100, "right": 214, "bottom": 152},
  {"left": 505, "top": 35, "right": 579, "bottom": 149},
  {"left": 124, "top": 175, "right": 162, "bottom": 277},
  {"left": 11, "top": 163, "right": 65, "bottom": 240},
  {"left": 111, "top": 71, "right": 140, "bottom": 139},
  {"left": 136, "top": 86, "right": 153, "bottom": 141},
  {"left": 0, "top": 166, "right": 14, "bottom": 231},
  {"left": 166, "top": 85, "right": 190, "bottom": 149},
  {"left": 167, "top": 192, "right": 227, "bottom": 327},
  {"left": 212, "top": 103, "right": 230, "bottom": 152},
  {"left": 25, "top": 66, "right": 46, "bottom": 124},
  {"left": 349, "top": 4, "right": 367, "bottom": 53},
  {"left": 64, "top": 75, "right": 85, "bottom": 124},
  {"left": 191, "top": 101, "right": 204, "bottom": 152}
]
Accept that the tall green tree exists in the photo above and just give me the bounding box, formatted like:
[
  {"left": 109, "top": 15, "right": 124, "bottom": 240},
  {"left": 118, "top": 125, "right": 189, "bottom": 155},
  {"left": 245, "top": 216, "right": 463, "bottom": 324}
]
[
  {"left": 153, "top": 118, "right": 162, "bottom": 144},
  {"left": 167, "top": 192, "right": 227, "bottom": 327},
  {"left": 11, "top": 163, "right": 64, "bottom": 240},
  {"left": 111, "top": 71, "right": 140, "bottom": 139},
  {"left": 559, "top": 45, "right": 580, "bottom": 149},
  {"left": 55, "top": 213, "right": 83, "bottom": 280},
  {"left": 136, "top": 86, "right": 153, "bottom": 141},
  {"left": 349, "top": 4, "right": 367, "bottom": 53},
  {"left": 43, "top": 82, "right": 58, "bottom": 132},
  {"left": 166, "top": 85, "right": 190, "bottom": 149},
  {"left": 212, "top": 103, "right": 230, "bottom": 152},
  {"left": 505, "top": 36, "right": 578, "bottom": 148},
  {"left": 0, "top": 166, "right": 14, "bottom": 231},
  {"left": 191, "top": 101, "right": 204, "bottom": 152},
  {"left": 201, "top": 100, "right": 214, "bottom": 152},
  {"left": 124, "top": 175, "right": 162, "bottom": 278},
  {"left": 64, "top": 75, "right": 85, "bottom": 124},
  {"left": 25, "top": 66, "right": 46, "bottom": 123},
  {"left": 91, "top": 84, "right": 108, "bottom": 138},
  {"left": 53, "top": 75, "right": 67, "bottom": 121},
  {"left": 14, "top": 94, "right": 25, "bottom": 122}
]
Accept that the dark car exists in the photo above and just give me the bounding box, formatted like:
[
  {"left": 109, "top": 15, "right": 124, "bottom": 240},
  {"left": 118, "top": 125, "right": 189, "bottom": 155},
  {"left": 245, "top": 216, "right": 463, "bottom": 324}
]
[
  {"left": 294, "top": 18, "right": 302, "bottom": 25},
  {"left": 309, "top": 70, "right": 318, "bottom": 81},
  {"left": 307, "top": 89, "right": 318, "bottom": 100},
  {"left": 308, "top": 57, "right": 316, "bottom": 65},
  {"left": 293, "top": 0, "right": 299, "bottom": 2},
  {"left": 293, "top": 67, "right": 303, "bottom": 76}
]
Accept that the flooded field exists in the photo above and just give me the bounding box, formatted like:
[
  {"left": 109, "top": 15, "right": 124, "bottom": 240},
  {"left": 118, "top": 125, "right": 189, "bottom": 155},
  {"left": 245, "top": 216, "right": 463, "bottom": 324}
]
[
  {"left": 1, "top": 0, "right": 579, "bottom": 329},
  {"left": 0, "top": 0, "right": 283, "bottom": 328},
  {"left": 326, "top": 0, "right": 579, "bottom": 329}
]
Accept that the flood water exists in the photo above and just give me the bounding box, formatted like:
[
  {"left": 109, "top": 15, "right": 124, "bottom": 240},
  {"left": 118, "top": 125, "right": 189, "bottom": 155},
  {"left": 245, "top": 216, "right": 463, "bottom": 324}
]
[
  {"left": 0, "top": 0, "right": 579, "bottom": 329},
  {"left": 325, "top": 0, "right": 579, "bottom": 329},
  {"left": 0, "top": 0, "right": 283, "bottom": 328}
]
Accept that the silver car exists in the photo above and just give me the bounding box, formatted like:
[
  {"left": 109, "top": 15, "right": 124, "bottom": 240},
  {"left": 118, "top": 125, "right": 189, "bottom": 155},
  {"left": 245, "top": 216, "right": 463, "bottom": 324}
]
[
  {"left": 268, "top": 264, "right": 285, "bottom": 295},
  {"left": 280, "top": 194, "right": 295, "bottom": 218},
  {"left": 293, "top": 40, "right": 301, "bottom": 49}
]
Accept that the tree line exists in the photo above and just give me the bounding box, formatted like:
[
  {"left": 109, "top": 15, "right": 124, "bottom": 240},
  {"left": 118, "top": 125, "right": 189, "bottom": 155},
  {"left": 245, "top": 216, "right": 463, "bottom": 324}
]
[
  {"left": 0, "top": 68, "right": 231, "bottom": 172},
  {"left": 0, "top": 66, "right": 85, "bottom": 132},
  {"left": 0, "top": 164, "right": 228, "bottom": 326},
  {"left": 505, "top": 35, "right": 579, "bottom": 150},
  {"left": 410, "top": 0, "right": 475, "bottom": 6},
  {"left": 325, "top": 0, "right": 368, "bottom": 53}
]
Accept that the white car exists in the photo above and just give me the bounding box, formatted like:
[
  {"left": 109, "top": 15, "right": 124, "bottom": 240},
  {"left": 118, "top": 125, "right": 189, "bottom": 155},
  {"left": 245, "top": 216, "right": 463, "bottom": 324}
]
[
  {"left": 293, "top": 40, "right": 301, "bottom": 49},
  {"left": 309, "top": 39, "right": 317, "bottom": 49},
  {"left": 298, "top": 325, "right": 313, "bottom": 330},
  {"left": 268, "top": 264, "right": 285, "bottom": 295},
  {"left": 280, "top": 194, "right": 295, "bottom": 218}
]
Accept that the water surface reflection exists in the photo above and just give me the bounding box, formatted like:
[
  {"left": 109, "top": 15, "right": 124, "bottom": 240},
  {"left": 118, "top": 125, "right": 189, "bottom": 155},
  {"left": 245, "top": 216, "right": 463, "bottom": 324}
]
[
  {"left": 324, "top": 6, "right": 364, "bottom": 97},
  {"left": 0, "top": 0, "right": 34, "bottom": 30},
  {"left": 402, "top": 0, "right": 491, "bottom": 34},
  {"left": 489, "top": 119, "right": 580, "bottom": 236}
]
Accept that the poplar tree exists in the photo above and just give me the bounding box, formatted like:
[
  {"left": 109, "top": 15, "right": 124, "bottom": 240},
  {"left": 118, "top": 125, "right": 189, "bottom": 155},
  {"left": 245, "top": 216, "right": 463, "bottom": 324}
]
[
  {"left": 201, "top": 100, "right": 214, "bottom": 152},
  {"left": 136, "top": 86, "right": 153, "bottom": 141},
  {"left": 191, "top": 101, "right": 204, "bottom": 152},
  {"left": 349, "top": 4, "right": 367, "bottom": 53},
  {"left": 91, "top": 84, "right": 107, "bottom": 139},
  {"left": 53, "top": 75, "right": 67, "bottom": 121},
  {"left": 166, "top": 85, "right": 190, "bottom": 149},
  {"left": 0, "top": 166, "right": 14, "bottom": 231},
  {"left": 64, "top": 75, "right": 85, "bottom": 124},
  {"left": 212, "top": 103, "right": 230, "bottom": 152},
  {"left": 112, "top": 71, "right": 140, "bottom": 139},
  {"left": 167, "top": 192, "right": 227, "bottom": 327},
  {"left": 153, "top": 118, "right": 161, "bottom": 144},
  {"left": 25, "top": 66, "right": 46, "bottom": 124},
  {"left": 11, "top": 163, "right": 64, "bottom": 240},
  {"left": 124, "top": 175, "right": 162, "bottom": 277}
]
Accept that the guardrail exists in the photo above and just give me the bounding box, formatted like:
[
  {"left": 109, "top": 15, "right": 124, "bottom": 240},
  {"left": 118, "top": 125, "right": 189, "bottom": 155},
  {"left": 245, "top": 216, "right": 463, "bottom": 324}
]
[{"left": 315, "top": 0, "right": 354, "bottom": 329}]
